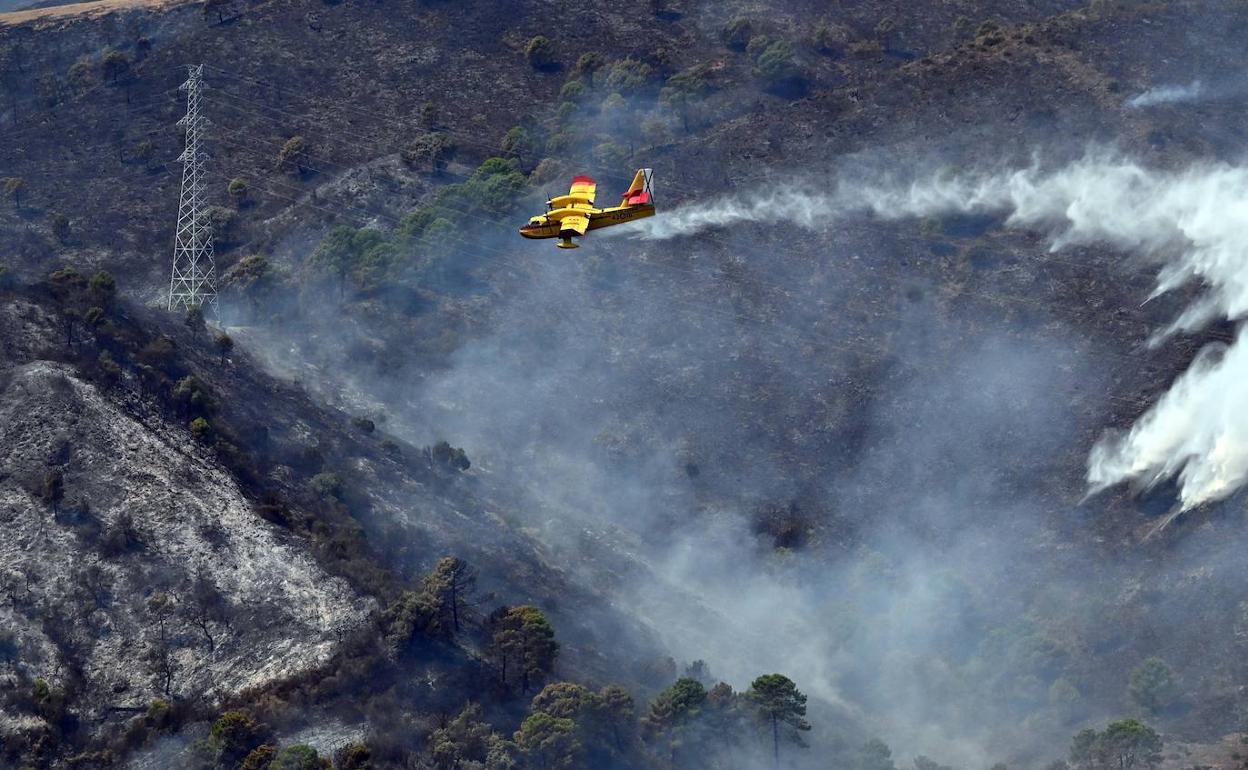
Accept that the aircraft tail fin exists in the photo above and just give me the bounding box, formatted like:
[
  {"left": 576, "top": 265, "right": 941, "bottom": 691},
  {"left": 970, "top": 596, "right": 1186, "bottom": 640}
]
[{"left": 621, "top": 168, "right": 654, "bottom": 207}]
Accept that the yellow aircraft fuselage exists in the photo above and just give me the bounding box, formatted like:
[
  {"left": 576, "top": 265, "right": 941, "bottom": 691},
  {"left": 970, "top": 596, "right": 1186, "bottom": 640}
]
[
  {"left": 519, "top": 202, "right": 656, "bottom": 244},
  {"left": 520, "top": 169, "right": 656, "bottom": 248}
]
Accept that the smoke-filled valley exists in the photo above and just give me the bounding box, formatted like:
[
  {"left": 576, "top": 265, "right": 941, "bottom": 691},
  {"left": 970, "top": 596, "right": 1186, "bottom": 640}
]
[{"left": 5, "top": 1, "right": 1248, "bottom": 769}]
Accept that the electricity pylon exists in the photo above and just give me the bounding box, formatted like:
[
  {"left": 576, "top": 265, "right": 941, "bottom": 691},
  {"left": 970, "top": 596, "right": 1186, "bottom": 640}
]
[{"left": 168, "top": 64, "right": 218, "bottom": 315}]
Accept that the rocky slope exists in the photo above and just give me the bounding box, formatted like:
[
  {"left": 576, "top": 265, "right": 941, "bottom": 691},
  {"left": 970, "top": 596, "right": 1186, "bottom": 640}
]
[{"left": 0, "top": 290, "right": 374, "bottom": 746}]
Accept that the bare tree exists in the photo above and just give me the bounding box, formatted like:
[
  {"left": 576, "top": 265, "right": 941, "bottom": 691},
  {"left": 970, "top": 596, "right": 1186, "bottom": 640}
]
[
  {"left": 144, "top": 593, "right": 179, "bottom": 697},
  {"left": 184, "top": 573, "right": 230, "bottom": 652}
]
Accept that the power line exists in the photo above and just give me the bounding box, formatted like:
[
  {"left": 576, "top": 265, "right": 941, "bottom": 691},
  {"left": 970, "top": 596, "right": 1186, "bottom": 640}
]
[{"left": 168, "top": 64, "right": 218, "bottom": 315}]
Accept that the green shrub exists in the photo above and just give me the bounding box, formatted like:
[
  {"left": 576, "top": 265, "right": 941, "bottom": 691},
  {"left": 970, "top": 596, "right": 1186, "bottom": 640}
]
[
  {"left": 721, "top": 17, "right": 752, "bottom": 50},
  {"left": 559, "top": 78, "right": 586, "bottom": 102},
  {"left": 573, "top": 51, "right": 604, "bottom": 83},
  {"left": 173, "top": 375, "right": 216, "bottom": 416},
  {"left": 145, "top": 698, "right": 172, "bottom": 727},
  {"left": 430, "top": 441, "right": 470, "bottom": 471},
  {"left": 271, "top": 744, "right": 323, "bottom": 769},
  {"left": 813, "top": 21, "right": 850, "bottom": 54},
  {"left": 525, "top": 36, "right": 555, "bottom": 69},
  {"left": 138, "top": 336, "right": 177, "bottom": 371},
  {"left": 89, "top": 270, "right": 116, "bottom": 300},
  {"left": 753, "top": 40, "right": 801, "bottom": 86},
  {"left": 402, "top": 133, "right": 456, "bottom": 174},
  {"left": 311, "top": 471, "right": 344, "bottom": 500},
  {"left": 67, "top": 55, "right": 96, "bottom": 92},
  {"left": 746, "top": 34, "right": 773, "bottom": 61},
  {"left": 419, "top": 100, "right": 438, "bottom": 128},
  {"left": 501, "top": 124, "right": 533, "bottom": 154},
  {"left": 241, "top": 744, "right": 278, "bottom": 770},
  {"left": 593, "top": 140, "right": 629, "bottom": 170},
  {"left": 336, "top": 742, "right": 371, "bottom": 770},
  {"left": 97, "top": 351, "right": 122, "bottom": 385},
  {"left": 190, "top": 417, "right": 211, "bottom": 441},
  {"left": 276, "top": 135, "right": 308, "bottom": 174},
  {"left": 211, "top": 711, "right": 268, "bottom": 763},
  {"left": 530, "top": 157, "right": 564, "bottom": 184}
]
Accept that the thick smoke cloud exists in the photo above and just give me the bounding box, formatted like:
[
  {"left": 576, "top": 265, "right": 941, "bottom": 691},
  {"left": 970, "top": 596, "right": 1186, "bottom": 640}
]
[{"left": 626, "top": 152, "right": 1248, "bottom": 510}]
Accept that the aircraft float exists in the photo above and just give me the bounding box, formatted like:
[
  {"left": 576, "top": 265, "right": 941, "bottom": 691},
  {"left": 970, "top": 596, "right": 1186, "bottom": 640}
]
[{"left": 520, "top": 168, "right": 656, "bottom": 248}]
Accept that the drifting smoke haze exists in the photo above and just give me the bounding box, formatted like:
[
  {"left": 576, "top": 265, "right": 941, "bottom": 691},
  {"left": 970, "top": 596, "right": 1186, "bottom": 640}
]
[
  {"left": 372, "top": 241, "right": 1107, "bottom": 768},
  {"left": 240, "top": 148, "right": 1248, "bottom": 765},
  {"left": 1125, "top": 80, "right": 1206, "bottom": 108},
  {"left": 628, "top": 151, "right": 1248, "bottom": 510}
]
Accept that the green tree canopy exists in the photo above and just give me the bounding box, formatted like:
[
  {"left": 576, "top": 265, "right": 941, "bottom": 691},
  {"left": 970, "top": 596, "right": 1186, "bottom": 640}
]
[
  {"left": 604, "top": 58, "right": 653, "bottom": 95},
  {"left": 1128, "top": 657, "right": 1177, "bottom": 715},
  {"left": 501, "top": 126, "right": 536, "bottom": 165},
  {"left": 430, "top": 703, "right": 497, "bottom": 770},
  {"left": 660, "top": 64, "right": 711, "bottom": 132},
  {"left": 89, "top": 270, "right": 116, "bottom": 305},
  {"left": 746, "top": 674, "right": 810, "bottom": 766},
  {"left": 515, "top": 711, "right": 579, "bottom": 770},
  {"left": 422, "top": 555, "right": 478, "bottom": 634},
  {"left": 1070, "top": 720, "right": 1163, "bottom": 770},
  {"left": 310, "top": 225, "right": 389, "bottom": 296},
  {"left": 641, "top": 678, "right": 707, "bottom": 763},
  {"left": 487, "top": 605, "right": 559, "bottom": 692},
  {"left": 101, "top": 48, "right": 132, "bottom": 85}
]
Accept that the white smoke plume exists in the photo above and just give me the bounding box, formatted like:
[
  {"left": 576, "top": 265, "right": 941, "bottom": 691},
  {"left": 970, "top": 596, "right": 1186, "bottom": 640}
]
[
  {"left": 629, "top": 153, "right": 1248, "bottom": 509},
  {"left": 1125, "top": 80, "right": 1205, "bottom": 108}
]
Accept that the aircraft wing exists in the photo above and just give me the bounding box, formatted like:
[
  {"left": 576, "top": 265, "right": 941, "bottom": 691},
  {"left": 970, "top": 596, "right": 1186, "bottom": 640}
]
[
  {"left": 559, "top": 213, "right": 590, "bottom": 236},
  {"left": 568, "top": 175, "right": 596, "bottom": 206},
  {"left": 548, "top": 175, "right": 598, "bottom": 209}
]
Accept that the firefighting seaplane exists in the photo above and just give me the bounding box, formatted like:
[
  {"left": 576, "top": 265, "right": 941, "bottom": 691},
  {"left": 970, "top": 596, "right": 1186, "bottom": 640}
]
[{"left": 519, "top": 168, "right": 656, "bottom": 248}]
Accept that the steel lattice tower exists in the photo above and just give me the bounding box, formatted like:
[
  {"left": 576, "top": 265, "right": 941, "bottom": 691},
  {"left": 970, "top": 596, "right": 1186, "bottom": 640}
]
[{"left": 168, "top": 64, "right": 218, "bottom": 314}]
